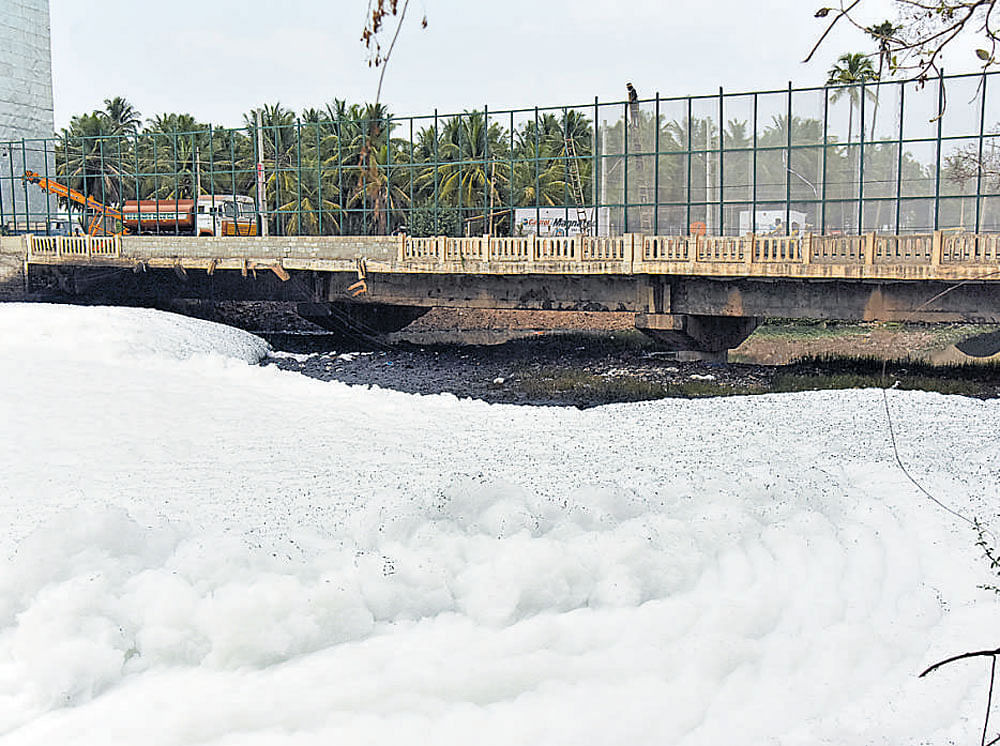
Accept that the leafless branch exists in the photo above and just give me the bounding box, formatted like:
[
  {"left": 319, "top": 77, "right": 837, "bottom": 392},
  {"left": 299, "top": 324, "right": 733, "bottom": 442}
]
[
  {"left": 375, "top": 0, "right": 411, "bottom": 106},
  {"left": 921, "top": 647, "right": 1000, "bottom": 677},
  {"left": 361, "top": 0, "right": 427, "bottom": 106},
  {"left": 809, "top": 1, "right": 1000, "bottom": 85},
  {"left": 804, "top": 0, "right": 866, "bottom": 63}
]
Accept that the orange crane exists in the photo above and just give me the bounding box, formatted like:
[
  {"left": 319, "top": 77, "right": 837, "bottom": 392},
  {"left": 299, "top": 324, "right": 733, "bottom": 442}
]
[{"left": 22, "top": 170, "right": 129, "bottom": 236}]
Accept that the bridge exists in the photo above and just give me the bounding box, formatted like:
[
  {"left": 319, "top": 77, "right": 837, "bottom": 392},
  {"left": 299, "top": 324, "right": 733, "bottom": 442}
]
[{"left": 2, "top": 230, "right": 998, "bottom": 355}]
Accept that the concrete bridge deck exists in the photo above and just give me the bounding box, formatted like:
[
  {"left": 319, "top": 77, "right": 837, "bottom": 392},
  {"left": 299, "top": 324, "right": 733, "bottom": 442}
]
[{"left": 5, "top": 231, "right": 1000, "bottom": 354}]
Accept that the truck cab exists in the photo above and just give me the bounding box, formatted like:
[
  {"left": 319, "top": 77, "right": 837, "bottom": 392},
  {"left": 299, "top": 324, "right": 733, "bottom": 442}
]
[{"left": 196, "top": 195, "right": 258, "bottom": 236}]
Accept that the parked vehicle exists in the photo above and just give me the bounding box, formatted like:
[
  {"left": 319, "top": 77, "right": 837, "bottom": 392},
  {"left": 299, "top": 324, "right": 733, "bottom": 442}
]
[{"left": 121, "top": 195, "right": 257, "bottom": 236}]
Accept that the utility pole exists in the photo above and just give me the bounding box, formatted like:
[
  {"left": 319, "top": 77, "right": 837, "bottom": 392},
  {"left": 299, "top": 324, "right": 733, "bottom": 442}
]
[{"left": 255, "top": 109, "right": 269, "bottom": 237}]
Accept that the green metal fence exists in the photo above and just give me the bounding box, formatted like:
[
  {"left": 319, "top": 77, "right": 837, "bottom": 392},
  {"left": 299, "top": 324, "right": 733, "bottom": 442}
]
[{"left": 3, "top": 70, "right": 999, "bottom": 238}]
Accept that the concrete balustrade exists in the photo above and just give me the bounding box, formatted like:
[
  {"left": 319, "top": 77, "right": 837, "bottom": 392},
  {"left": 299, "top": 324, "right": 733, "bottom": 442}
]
[
  {"left": 26, "top": 235, "right": 120, "bottom": 259},
  {"left": 19, "top": 231, "right": 1000, "bottom": 284}
]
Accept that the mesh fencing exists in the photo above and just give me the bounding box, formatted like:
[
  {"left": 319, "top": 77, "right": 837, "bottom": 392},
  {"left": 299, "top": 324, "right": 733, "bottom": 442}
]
[{"left": 2, "top": 71, "right": 999, "bottom": 238}]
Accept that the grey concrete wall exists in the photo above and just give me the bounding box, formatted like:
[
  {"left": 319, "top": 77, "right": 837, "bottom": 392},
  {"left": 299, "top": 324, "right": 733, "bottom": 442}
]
[
  {"left": 0, "top": 236, "right": 27, "bottom": 298},
  {"left": 0, "top": 0, "right": 55, "bottom": 228},
  {"left": 120, "top": 235, "right": 401, "bottom": 262}
]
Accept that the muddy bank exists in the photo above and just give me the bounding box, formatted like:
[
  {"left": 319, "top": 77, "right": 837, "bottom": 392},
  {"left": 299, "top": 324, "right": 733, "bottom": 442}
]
[
  {"left": 191, "top": 302, "right": 1000, "bottom": 405},
  {"left": 261, "top": 331, "right": 1000, "bottom": 407}
]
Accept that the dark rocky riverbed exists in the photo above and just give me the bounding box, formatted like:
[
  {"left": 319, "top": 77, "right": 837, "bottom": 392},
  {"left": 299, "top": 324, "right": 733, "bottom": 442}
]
[
  {"left": 185, "top": 302, "right": 999, "bottom": 406},
  {"left": 260, "top": 330, "right": 1000, "bottom": 407}
]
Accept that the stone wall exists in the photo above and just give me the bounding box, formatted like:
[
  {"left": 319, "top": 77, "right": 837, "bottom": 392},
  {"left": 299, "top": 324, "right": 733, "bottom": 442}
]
[
  {"left": 0, "top": 236, "right": 27, "bottom": 298},
  {"left": 120, "top": 235, "right": 402, "bottom": 262}
]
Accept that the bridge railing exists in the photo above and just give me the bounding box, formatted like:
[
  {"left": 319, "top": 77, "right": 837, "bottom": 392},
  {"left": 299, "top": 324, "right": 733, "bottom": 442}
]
[
  {"left": 642, "top": 236, "right": 689, "bottom": 261},
  {"left": 536, "top": 237, "right": 578, "bottom": 260},
  {"left": 874, "top": 234, "right": 933, "bottom": 263},
  {"left": 942, "top": 232, "right": 1000, "bottom": 263},
  {"left": 582, "top": 237, "right": 629, "bottom": 261},
  {"left": 26, "top": 234, "right": 121, "bottom": 260},
  {"left": 27, "top": 231, "right": 1000, "bottom": 274},
  {"left": 487, "top": 237, "right": 532, "bottom": 261},
  {"left": 697, "top": 236, "right": 745, "bottom": 262},
  {"left": 810, "top": 235, "right": 865, "bottom": 263},
  {"left": 756, "top": 236, "right": 803, "bottom": 262},
  {"left": 405, "top": 235, "right": 635, "bottom": 263},
  {"left": 402, "top": 232, "right": 1000, "bottom": 268}
]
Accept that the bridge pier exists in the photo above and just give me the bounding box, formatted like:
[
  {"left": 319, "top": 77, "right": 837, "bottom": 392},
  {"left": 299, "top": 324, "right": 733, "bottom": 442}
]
[{"left": 634, "top": 313, "right": 760, "bottom": 355}]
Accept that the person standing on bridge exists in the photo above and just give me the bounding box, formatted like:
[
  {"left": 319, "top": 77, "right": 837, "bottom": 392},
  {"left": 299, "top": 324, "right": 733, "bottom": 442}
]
[{"left": 626, "top": 82, "right": 640, "bottom": 131}]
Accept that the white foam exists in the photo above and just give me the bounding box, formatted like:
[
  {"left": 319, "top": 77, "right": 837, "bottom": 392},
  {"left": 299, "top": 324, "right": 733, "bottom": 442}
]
[
  {"left": 1, "top": 303, "right": 998, "bottom": 745},
  {"left": 0, "top": 303, "right": 269, "bottom": 364}
]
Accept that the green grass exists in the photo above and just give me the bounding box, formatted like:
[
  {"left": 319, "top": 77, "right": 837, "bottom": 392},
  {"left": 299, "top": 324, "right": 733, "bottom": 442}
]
[
  {"left": 515, "top": 367, "right": 742, "bottom": 403},
  {"left": 795, "top": 353, "right": 1000, "bottom": 380},
  {"left": 769, "top": 372, "right": 986, "bottom": 397},
  {"left": 747, "top": 320, "right": 874, "bottom": 341},
  {"left": 746, "top": 319, "right": 998, "bottom": 347},
  {"left": 512, "top": 354, "right": 999, "bottom": 406}
]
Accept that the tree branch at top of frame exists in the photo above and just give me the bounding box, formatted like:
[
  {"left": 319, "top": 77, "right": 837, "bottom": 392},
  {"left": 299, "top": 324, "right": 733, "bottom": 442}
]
[
  {"left": 361, "top": 0, "right": 429, "bottom": 106},
  {"left": 806, "top": 1, "right": 999, "bottom": 85}
]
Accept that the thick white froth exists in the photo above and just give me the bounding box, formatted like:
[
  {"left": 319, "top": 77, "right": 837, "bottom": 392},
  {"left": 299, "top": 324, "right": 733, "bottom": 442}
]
[
  {"left": 0, "top": 303, "right": 269, "bottom": 363},
  {"left": 0, "top": 303, "right": 998, "bottom": 745}
]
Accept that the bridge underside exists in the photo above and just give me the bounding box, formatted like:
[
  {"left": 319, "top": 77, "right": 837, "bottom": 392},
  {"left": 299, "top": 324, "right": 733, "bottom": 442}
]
[{"left": 26, "top": 264, "right": 1000, "bottom": 353}]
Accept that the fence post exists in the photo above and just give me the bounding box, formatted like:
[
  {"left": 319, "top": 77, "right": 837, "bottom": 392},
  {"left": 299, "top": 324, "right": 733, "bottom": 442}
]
[
  {"left": 975, "top": 71, "right": 987, "bottom": 234},
  {"left": 865, "top": 232, "right": 875, "bottom": 265},
  {"left": 398, "top": 233, "right": 406, "bottom": 263},
  {"left": 933, "top": 70, "right": 944, "bottom": 230},
  {"left": 801, "top": 233, "right": 811, "bottom": 265},
  {"left": 931, "top": 230, "right": 943, "bottom": 266}
]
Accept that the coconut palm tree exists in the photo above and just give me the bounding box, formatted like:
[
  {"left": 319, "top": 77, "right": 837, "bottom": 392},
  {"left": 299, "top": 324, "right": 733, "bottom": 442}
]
[
  {"left": 56, "top": 113, "right": 126, "bottom": 203},
  {"left": 103, "top": 97, "right": 141, "bottom": 135},
  {"left": 510, "top": 119, "right": 570, "bottom": 210},
  {"left": 320, "top": 102, "right": 394, "bottom": 234},
  {"left": 141, "top": 113, "right": 208, "bottom": 201},
  {"left": 419, "top": 112, "right": 507, "bottom": 211},
  {"left": 826, "top": 53, "right": 879, "bottom": 141}
]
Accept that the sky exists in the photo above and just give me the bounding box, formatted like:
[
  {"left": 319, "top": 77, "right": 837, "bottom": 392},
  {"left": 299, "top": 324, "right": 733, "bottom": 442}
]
[{"left": 42, "top": 0, "right": 959, "bottom": 130}]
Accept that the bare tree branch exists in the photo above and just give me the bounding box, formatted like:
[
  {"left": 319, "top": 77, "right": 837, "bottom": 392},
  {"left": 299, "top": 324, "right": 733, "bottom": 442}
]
[
  {"left": 375, "top": 0, "right": 411, "bottom": 106},
  {"left": 810, "top": 1, "right": 1000, "bottom": 84},
  {"left": 920, "top": 647, "right": 1000, "bottom": 678},
  {"left": 361, "top": 0, "right": 427, "bottom": 106},
  {"left": 804, "top": 0, "right": 865, "bottom": 63}
]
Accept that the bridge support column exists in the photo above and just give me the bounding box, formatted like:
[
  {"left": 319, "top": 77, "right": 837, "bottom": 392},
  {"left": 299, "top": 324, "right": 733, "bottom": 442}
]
[{"left": 634, "top": 313, "right": 760, "bottom": 357}]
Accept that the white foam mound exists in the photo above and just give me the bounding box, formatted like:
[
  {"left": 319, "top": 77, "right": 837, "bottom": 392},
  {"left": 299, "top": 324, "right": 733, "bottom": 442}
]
[
  {"left": 0, "top": 303, "right": 269, "bottom": 364},
  {"left": 0, "top": 305, "right": 998, "bottom": 745}
]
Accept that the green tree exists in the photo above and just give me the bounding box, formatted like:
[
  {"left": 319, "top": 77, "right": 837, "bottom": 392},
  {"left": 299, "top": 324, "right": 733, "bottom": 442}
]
[
  {"left": 56, "top": 112, "right": 127, "bottom": 205},
  {"left": 419, "top": 111, "right": 509, "bottom": 231},
  {"left": 826, "top": 53, "right": 879, "bottom": 142},
  {"left": 142, "top": 113, "right": 208, "bottom": 200},
  {"left": 103, "top": 97, "right": 141, "bottom": 135}
]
